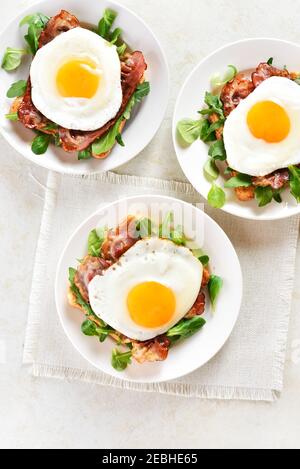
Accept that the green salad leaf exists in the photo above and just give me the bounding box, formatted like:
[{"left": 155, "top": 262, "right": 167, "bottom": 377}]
[
  {"left": 199, "top": 255, "right": 210, "bottom": 266},
  {"left": 159, "top": 211, "right": 173, "bottom": 237},
  {"left": 158, "top": 212, "right": 187, "bottom": 246},
  {"left": 88, "top": 227, "right": 107, "bottom": 257},
  {"left": 224, "top": 166, "right": 234, "bottom": 175},
  {"left": 135, "top": 217, "right": 152, "bottom": 238},
  {"left": 201, "top": 119, "right": 224, "bottom": 143},
  {"left": 92, "top": 116, "right": 123, "bottom": 155},
  {"left": 255, "top": 186, "right": 274, "bottom": 207},
  {"left": 69, "top": 268, "right": 109, "bottom": 325},
  {"left": 97, "top": 9, "right": 128, "bottom": 56},
  {"left": 169, "top": 226, "right": 186, "bottom": 246},
  {"left": 69, "top": 268, "right": 95, "bottom": 317},
  {"left": 98, "top": 9, "right": 117, "bottom": 40},
  {"left": 133, "top": 82, "right": 151, "bottom": 103},
  {"left": 208, "top": 275, "right": 223, "bottom": 310},
  {"left": 224, "top": 173, "right": 252, "bottom": 188},
  {"left": 204, "top": 158, "right": 219, "bottom": 181},
  {"left": 31, "top": 132, "right": 51, "bottom": 155},
  {"left": 42, "top": 122, "right": 58, "bottom": 131},
  {"left": 81, "top": 320, "right": 99, "bottom": 337},
  {"left": 1, "top": 47, "right": 28, "bottom": 71},
  {"left": 167, "top": 317, "right": 206, "bottom": 344},
  {"left": 211, "top": 65, "right": 238, "bottom": 88},
  {"left": 81, "top": 320, "right": 114, "bottom": 343},
  {"left": 202, "top": 92, "right": 225, "bottom": 119},
  {"left": 19, "top": 12, "right": 49, "bottom": 28},
  {"left": 110, "top": 27, "right": 122, "bottom": 45},
  {"left": 78, "top": 147, "right": 92, "bottom": 160},
  {"left": 207, "top": 184, "right": 226, "bottom": 209},
  {"left": 20, "top": 13, "right": 49, "bottom": 54},
  {"left": 289, "top": 165, "right": 300, "bottom": 203},
  {"left": 117, "top": 43, "right": 127, "bottom": 57},
  {"left": 92, "top": 82, "right": 150, "bottom": 155},
  {"left": 176, "top": 118, "right": 204, "bottom": 145},
  {"left": 208, "top": 139, "right": 227, "bottom": 161},
  {"left": 6, "top": 79, "right": 27, "bottom": 98},
  {"left": 5, "top": 112, "right": 19, "bottom": 121},
  {"left": 267, "top": 57, "right": 274, "bottom": 65},
  {"left": 111, "top": 348, "right": 132, "bottom": 371},
  {"left": 71, "top": 269, "right": 114, "bottom": 343},
  {"left": 116, "top": 133, "right": 125, "bottom": 147},
  {"left": 273, "top": 190, "right": 283, "bottom": 204}
]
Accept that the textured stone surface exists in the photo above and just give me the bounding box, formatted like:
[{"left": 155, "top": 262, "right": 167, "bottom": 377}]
[{"left": 0, "top": 0, "right": 300, "bottom": 449}]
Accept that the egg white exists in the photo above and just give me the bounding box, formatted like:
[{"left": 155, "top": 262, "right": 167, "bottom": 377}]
[
  {"left": 88, "top": 238, "right": 203, "bottom": 341},
  {"left": 30, "top": 27, "right": 122, "bottom": 131},
  {"left": 223, "top": 77, "right": 300, "bottom": 177}
]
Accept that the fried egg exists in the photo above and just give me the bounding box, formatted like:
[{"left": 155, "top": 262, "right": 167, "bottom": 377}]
[
  {"left": 30, "top": 27, "right": 122, "bottom": 131},
  {"left": 223, "top": 77, "right": 300, "bottom": 177},
  {"left": 88, "top": 238, "right": 203, "bottom": 341}
]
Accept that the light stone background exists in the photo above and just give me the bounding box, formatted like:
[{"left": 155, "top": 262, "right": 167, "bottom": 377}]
[{"left": 1, "top": 0, "right": 300, "bottom": 449}]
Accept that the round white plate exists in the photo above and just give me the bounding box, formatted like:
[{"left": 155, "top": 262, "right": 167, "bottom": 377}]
[
  {"left": 0, "top": 0, "right": 169, "bottom": 174},
  {"left": 173, "top": 38, "right": 300, "bottom": 221},
  {"left": 55, "top": 195, "right": 243, "bottom": 384}
]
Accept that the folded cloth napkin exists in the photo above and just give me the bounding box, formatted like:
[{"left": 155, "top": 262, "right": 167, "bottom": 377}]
[{"left": 23, "top": 170, "right": 299, "bottom": 401}]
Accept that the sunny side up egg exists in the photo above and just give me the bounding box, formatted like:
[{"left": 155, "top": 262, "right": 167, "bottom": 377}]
[
  {"left": 88, "top": 238, "right": 204, "bottom": 342},
  {"left": 223, "top": 77, "right": 300, "bottom": 177},
  {"left": 30, "top": 27, "right": 122, "bottom": 131}
]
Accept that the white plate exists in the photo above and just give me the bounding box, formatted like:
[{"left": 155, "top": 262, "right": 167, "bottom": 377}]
[
  {"left": 173, "top": 38, "right": 300, "bottom": 221},
  {"left": 55, "top": 195, "right": 243, "bottom": 384},
  {"left": 0, "top": 0, "right": 169, "bottom": 174}
]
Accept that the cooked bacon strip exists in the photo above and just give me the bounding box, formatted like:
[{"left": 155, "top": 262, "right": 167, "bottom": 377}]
[
  {"left": 18, "top": 79, "right": 56, "bottom": 133},
  {"left": 201, "top": 266, "right": 210, "bottom": 288},
  {"left": 253, "top": 169, "right": 289, "bottom": 190},
  {"left": 38, "top": 10, "right": 79, "bottom": 47},
  {"left": 131, "top": 336, "right": 171, "bottom": 364},
  {"left": 58, "top": 52, "right": 147, "bottom": 152},
  {"left": 74, "top": 256, "right": 111, "bottom": 303},
  {"left": 252, "top": 62, "right": 290, "bottom": 88},
  {"left": 221, "top": 74, "right": 254, "bottom": 116},
  {"left": 101, "top": 215, "right": 139, "bottom": 262},
  {"left": 185, "top": 292, "right": 206, "bottom": 319}
]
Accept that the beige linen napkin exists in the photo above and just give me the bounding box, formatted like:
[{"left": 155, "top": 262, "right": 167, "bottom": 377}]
[{"left": 23, "top": 170, "right": 299, "bottom": 401}]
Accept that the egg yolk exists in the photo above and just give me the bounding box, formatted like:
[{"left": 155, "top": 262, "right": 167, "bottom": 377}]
[
  {"left": 56, "top": 58, "right": 100, "bottom": 99},
  {"left": 247, "top": 101, "right": 290, "bottom": 143},
  {"left": 127, "top": 282, "right": 176, "bottom": 329}
]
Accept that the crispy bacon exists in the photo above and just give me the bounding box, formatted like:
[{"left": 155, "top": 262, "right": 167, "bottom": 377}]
[
  {"left": 101, "top": 215, "right": 139, "bottom": 262},
  {"left": 38, "top": 10, "right": 79, "bottom": 47},
  {"left": 131, "top": 336, "right": 171, "bottom": 364},
  {"left": 221, "top": 74, "right": 254, "bottom": 116},
  {"left": 185, "top": 292, "right": 206, "bottom": 319},
  {"left": 59, "top": 52, "right": 147, "bottom": 152},
  {"left": 252, "top": 62, "right": 290, "bottom": 88},
  {"left": 18, "top": 79, "right": 51, "bottom": 131},
  {"left": 253, "top": 169, "right": 289, "bottom": 190},
  {"left": 201, "top": 266, "right": 210, "bottom": 288},
  {"left": 74, "top": 256, "right": 111, "bottom": 303}
]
